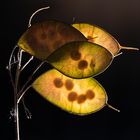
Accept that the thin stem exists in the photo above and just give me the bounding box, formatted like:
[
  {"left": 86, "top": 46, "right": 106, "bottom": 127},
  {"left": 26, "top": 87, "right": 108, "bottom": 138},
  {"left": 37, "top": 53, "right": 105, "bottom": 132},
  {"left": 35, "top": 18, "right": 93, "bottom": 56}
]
[
  {"left": 106, "top": 103, "right": 120, "bottom": 112},
  {"left": 28, "top": 6, "right": 50, "bottom": 27},
  {"left": 72, "top": 17, "right": 76, "bottom": 23},
  {"left": 121, "top": 46, "right": 139, "bottom": 51},
  {"left": 18, "top": 50, "right": 23, "bottom": 69},
  {"left": 21, "top": 56, "right": 34, "bottom": 71},
  {"left": 8, "top": 45, "right": 46, "bottom": 140},
  {"left": 114, "top": 52, "right": 123, "bottom": 58},
  {"left": 17, "top": 85, "right": 32, "bottom": 104},
  {"left": 22, "top": 98, "right": 32, "bottom": 119},
  {"left": 7, "top": 46, "right": 18, "bottom": 88},
  {"left": 16, "top": 103, "right": 20, "bottom": 140},
  {"left": 17, "top": 61, "right": 46, "bottom": 100},
  {"left": 8, "top": 45, "right": 18, "bottom": 70},
  {"left": 7, "top": 61, "right": 19, "bottom": 67},
  {"left": 12, "top": 48, "right": 23, "bottom": 140}
]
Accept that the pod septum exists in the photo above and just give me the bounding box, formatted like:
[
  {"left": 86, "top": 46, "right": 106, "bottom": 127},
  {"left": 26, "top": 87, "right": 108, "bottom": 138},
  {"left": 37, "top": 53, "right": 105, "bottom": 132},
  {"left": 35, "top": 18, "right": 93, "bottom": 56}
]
[
  {"left": 47, "top": 41, "right": 113, "bottom": 79},
  {"left": 32, "top": 69, "right": 107, "bottom": 115},
  {"left": 18, "top": 20, "right": 87, "bottom": 60}
]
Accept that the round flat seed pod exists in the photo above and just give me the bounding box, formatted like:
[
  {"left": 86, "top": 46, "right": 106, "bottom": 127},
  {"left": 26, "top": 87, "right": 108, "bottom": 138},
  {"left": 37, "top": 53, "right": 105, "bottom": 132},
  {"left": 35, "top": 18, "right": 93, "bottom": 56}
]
[
  {"left": 32, "top": 69, "right": 107, "bottom": 115},
  {"left": 17, "top": 20, "right": 87, "bottom": 60},
  {"left": 47, "top": 41, "right": 113, "bottom": 78},
  {"left": 72, "top": 23, "right": 139, "bottom": 56}
]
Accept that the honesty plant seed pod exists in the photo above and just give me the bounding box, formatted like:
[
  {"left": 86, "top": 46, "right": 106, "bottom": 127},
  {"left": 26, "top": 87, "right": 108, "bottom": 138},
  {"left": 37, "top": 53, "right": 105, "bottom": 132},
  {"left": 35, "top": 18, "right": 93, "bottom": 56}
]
[
  {"left": 47, "top": 41, "right": 113, "bottom": 78},
  {"left": 17, "top": 20, "right": 87, "bottom": 60},
  {"left": 32, "top": 69, "right": 109, "bottom": 115},
  {"left": 72, "top": 23, "right": 139, "bottom": 56}
]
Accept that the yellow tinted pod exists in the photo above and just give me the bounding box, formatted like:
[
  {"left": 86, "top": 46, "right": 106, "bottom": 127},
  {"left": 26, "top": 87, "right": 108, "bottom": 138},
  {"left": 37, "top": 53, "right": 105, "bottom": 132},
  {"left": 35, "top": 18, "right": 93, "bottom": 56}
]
[
  {"left": 18, "top": 20, "right": 87, "bottom": 60},
  {"left": 47, "top": 41, "right": 113, "bottom": 78},
  {"left": 32, "top": 69, "right": 107, "bottom": 115},
  {"left": 72, "top": 23, "right": 139, "bottom": 55}
]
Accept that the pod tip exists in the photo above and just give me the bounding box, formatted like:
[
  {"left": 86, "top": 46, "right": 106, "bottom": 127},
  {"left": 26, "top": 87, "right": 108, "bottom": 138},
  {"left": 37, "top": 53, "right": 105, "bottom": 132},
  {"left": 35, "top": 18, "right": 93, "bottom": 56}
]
[
  {"left": 106, "top": 103, "right": 120, "bottom": 112},
  {"left": 121, "top": 46, "right": 139, "bottom": 51}
]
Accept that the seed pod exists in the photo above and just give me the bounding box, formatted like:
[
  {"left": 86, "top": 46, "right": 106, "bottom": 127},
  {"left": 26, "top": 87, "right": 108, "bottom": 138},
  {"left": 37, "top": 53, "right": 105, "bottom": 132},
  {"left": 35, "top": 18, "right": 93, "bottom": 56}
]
[
  {"left": 17, "top": 20, "right": 87, "bottom": 60},
  {"left": 72, "top": 23, "right": 139, "bottom": 56},
  {"left": 47, "top": 41, "right": 113, "bottom": 78},
  {"left": 32, "top": 69, "right": 119, "bottom": 115}
]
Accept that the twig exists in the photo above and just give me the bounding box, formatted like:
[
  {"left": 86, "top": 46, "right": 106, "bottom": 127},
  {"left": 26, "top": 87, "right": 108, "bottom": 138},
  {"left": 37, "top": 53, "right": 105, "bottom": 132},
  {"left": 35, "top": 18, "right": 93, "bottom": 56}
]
[
  {"left": 8, "top": 45, "right": 46, "bottom": 140},
  {"left": 17, "top": 61, "right": 46, "bottom": 100},
  {"left": 13, "top": 48, "right": 22, "bottom": 140},
  {"left": 7, "top": 46, "right": 18, "bottom": 88},
  {"left": 17, "top": 85, "right": 32, "bottom": 104},
  {"left": 21, "top": 56, "right": 34, "bottom": 71},
  {"left": 28, "top": 6, "right": 50, "bottom": 27},
  {"left": 22, "top": 98, "right": 32, "bottom": 119}
]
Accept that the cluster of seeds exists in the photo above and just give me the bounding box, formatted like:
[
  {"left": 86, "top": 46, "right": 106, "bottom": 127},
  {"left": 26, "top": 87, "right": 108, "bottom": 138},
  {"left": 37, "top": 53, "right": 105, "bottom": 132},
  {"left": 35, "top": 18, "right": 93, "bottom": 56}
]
[
  {"left": 70, "top": 51, "right": 89, "bottom": 70},
  {"left": 68, "top": 89, "right": 95, "bottom": 104},
  {"left": 53, "top": 77, "right": 95, "bottom": 105}
]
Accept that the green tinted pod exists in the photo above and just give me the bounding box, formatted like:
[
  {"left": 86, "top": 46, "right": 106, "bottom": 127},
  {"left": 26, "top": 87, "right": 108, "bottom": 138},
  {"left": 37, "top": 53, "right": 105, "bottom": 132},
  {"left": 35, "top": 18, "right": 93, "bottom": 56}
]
[
  {"left": 32, "top": 69, "right": 107, "bottom": 115},
  {"left": 17, "top": 20, "right": 87, "bottom": 60},
  {"left": 72, "top": 23, "right": 139, "bottom": 56},
  {"left": 47, "top": 41, "right": 113, "bottom": 78}
]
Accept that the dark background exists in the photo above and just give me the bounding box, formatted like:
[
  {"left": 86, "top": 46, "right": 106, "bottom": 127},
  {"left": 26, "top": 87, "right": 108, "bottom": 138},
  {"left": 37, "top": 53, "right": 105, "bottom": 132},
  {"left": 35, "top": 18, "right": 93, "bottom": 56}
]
[{"left": 1, "top": 0, "right": 140, "bottom": 140}]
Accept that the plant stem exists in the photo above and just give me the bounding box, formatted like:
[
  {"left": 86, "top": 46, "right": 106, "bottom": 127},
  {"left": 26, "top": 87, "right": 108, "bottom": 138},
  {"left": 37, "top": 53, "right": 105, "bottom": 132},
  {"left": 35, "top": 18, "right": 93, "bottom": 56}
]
[
  {"left": 17, "top": 61, "right": 45, "bottom": 97},
  {"left": 14, "top": 103, "right": 20, "bottom": 140},
  {"left": 14, "top": 49, "right": 22, "bottom": 140},
  {"left": 8, "top": 46, "right": 46, "bottom": 140},
  {"left": 28, "top": 6, "right": 50, "bottom": 27}
]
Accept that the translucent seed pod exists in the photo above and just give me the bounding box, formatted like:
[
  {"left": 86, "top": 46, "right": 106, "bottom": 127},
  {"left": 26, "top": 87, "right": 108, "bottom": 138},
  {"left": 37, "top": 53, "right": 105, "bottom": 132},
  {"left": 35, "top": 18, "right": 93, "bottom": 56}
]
[
  {"left": 47, "top": 41, "right": 113, "bottom": 79},
  {"left": 32, "top": 69, "right": 120, "bottom": 115},
  {"left": 17, "top": 20, "right": 87, "bottom": 60},
  {"left": 72, "top": 23, "right": 139, "bottom": 56}
]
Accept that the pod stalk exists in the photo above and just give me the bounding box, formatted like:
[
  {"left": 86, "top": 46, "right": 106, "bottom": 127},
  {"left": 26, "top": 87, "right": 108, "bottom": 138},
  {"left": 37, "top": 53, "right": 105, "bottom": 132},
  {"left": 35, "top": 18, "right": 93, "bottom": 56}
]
[
  {"left": 106, "top": 103, "right": 120, "bottom": 112},
  {"left": 121, "top": 46, "right": 139, "bottom": 51}
]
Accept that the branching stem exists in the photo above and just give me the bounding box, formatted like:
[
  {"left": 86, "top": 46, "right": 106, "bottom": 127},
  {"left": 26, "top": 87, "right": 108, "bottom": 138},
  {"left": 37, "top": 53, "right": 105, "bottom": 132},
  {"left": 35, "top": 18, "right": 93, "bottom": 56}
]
[
  {"left": 17, "top": 61, "right": 46, "bottom": 98},
  {"left": 8, "top": 46, "right": 45, "bottom": 140}
]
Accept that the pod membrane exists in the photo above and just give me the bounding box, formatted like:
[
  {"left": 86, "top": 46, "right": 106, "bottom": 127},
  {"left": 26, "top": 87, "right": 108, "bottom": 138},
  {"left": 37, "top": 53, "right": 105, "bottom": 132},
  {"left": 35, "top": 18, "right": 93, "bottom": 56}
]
[
  {"left": 32, "top": 69, "right": 107, "bottom": 115},
  {"left": 18, "top": 20, "right": 87, "bottom": 60},
  {"left": 47, "top": 41, "right": 113, "bottom": 78},
  {"left": 72, "top": 23, "right": 139, "bottom": 55}
]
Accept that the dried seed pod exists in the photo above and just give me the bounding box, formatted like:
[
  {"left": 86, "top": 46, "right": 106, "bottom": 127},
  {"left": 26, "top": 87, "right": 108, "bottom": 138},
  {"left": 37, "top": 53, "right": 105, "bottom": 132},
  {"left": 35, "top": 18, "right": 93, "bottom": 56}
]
[
  {"left": 17, "top": 20, "right": 87, "bottom": 60},
  {"left": 47, "top": 41, "right": 113, "bottom": 78},
  {"left": 72, "top": 23, "right": 139, "bottom": 56},
  {"left": 32, "top": 69, "right": 120, "bottom": 115}
]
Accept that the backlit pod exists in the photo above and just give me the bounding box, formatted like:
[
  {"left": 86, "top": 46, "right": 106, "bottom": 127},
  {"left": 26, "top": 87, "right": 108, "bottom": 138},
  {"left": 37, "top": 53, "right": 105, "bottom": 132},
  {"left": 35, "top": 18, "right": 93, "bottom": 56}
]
[
  {"left": 32, "top": 69, "right": 119, "bottom": 115},
  {"left": 47, "top": 41, "right": 113, "bottom": 78},
  {"left": 72, "top": 23, "right": 139, "bottom": 56}
]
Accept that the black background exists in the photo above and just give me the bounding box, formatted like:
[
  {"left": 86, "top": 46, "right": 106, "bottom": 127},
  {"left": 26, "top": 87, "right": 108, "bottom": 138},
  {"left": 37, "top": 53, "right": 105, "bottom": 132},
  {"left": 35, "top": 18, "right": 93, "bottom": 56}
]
[{"left": 1, "top": 0, "right": 140, "bottom": 140}]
